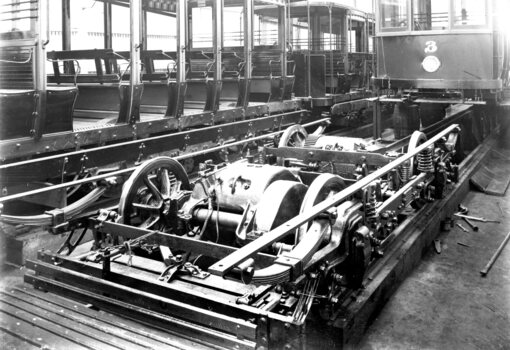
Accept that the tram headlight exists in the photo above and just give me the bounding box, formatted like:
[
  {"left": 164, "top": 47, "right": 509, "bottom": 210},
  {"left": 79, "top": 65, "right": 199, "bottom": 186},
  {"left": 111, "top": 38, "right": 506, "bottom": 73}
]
[{"left": 422, "top": 56, "right": 441, "bottom": 73}]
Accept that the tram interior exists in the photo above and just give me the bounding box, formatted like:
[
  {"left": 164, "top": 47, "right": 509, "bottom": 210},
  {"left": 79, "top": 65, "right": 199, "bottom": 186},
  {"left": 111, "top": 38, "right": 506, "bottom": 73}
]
[{"left": 0, "top": 0, "right": 375, "bottom": 140}]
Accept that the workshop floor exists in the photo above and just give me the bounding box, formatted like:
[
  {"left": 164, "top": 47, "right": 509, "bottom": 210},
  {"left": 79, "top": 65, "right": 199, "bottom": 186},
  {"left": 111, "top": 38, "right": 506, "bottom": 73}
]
[{"left": 359, "top": 130, "right": 510, "bottom": 350}]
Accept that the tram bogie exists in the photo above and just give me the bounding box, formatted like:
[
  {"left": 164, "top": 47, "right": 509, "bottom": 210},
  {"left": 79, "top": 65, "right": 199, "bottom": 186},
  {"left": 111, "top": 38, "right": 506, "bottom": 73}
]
[{"left": 24, "top": 120, "right": 466, "bottom": 348}]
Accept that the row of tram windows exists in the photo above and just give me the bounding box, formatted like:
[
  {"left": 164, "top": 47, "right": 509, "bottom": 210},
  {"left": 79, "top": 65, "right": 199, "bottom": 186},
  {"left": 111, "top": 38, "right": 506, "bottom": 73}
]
[
  {"left": 379, "top": 0, "right": 488, "bottom": 32},
  {"left": 1, "top": 0, "right": 374, "bottom": 78}
]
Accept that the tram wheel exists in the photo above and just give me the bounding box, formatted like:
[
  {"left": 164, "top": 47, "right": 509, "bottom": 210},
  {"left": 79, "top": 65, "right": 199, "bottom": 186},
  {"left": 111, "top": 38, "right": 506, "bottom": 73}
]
[{"left": 118, "top": 157, "right": 191, "bottom": 229}]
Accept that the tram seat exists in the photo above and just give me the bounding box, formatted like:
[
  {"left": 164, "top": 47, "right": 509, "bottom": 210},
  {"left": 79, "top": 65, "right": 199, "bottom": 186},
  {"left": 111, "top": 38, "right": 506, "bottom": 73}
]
[
  {"left": 344, "top": 52, "right": 373, "bottom": 91},
  {"left": 46, "top": 86, "right": 79, "bottom": 133},
  {"left": 187, "top": 51, "right": 215, "bottom": 80},
  {"left": 47, "top": 49, "right": 128, "bottom": 120},
  {"left": 47, "top": 49, "right": 121, "bottom": 85},
  {"left": 115, "top": 50, "right": 176, "bottom": 114},
  {"left": 0, "top": 46, "right": 35, "bottom": 139},
  {"left": 0, "top": 87, "right": 77, "bottom": 140},
  {"left": 222, "top": 52, "right": 245, "bottom": 79},
  {"left": 116, "top": 50, "right": 175, "bottom": 82},
  {"left": 325, "top": 50, "right": 346, "bottom": 93},
  {"left": 250, "top": 48, "right": 294, "bottom": 102},
  {"left": 181, "top": 51, "right": 214, "bottom": 110},
  {"left": 220, "top": 52, "right": 245, "bottom": 103},
  {"left": 0, "top": 89, "right": 35, "bottom": 139},
  {"left": 0, "top": 47, "right": 77, "bottom": 140}
]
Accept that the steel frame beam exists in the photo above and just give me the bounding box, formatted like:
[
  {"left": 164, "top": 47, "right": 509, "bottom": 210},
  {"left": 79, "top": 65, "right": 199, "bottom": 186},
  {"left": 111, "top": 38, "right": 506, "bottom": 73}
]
[
  {"left": 0, "top": 100, "right": 302, "bottom": 160},
  {"left": 265, "top": 147, "right": 395, "bottom": 168},
  {"left": 0, "top": 112, "right": 320, "bottom": 203}
]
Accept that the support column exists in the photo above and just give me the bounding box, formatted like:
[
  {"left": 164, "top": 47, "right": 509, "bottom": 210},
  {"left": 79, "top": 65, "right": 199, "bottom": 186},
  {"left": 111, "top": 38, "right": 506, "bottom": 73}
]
[
  {"left": 278, "top": 3, "right": 290, "bottom": 100},
  {"left": 104, "top": 2, "right": 112, "bottom": 49},
  {"left": 33, "top": 0, "right": 49, "bottom": 139},
  {"left": 118, "top": 0, "right": 144, "bottom": 124},
  {"left": 205, "top": 0, "right": 223, "bottom": 112},
  {"left": 103, "top": 2, "right": 113, "bottom": 74},
  {"left": 372, "top": 97, "right": 381, "bottom": 140},
  {"left": 167, "top": 0, "right": 188, "bottom": 118},
  {"left": 237, "top": 0, "right": 253, "bottom": 109},
  {"left": 62, "top": 0, "right": 73, "bottom": 74}
]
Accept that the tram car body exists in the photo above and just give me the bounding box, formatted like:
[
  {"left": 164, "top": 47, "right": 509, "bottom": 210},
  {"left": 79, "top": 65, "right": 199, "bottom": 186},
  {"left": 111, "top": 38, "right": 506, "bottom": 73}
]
[
  {"left": 286, "top": 1, "right": 374, "bottom": 99},
  {"left": 0, "top": 0, "right": 303, "bottom": 158},
  {"left": 372, "top": 0, "right": 510, "bottom": 101}
]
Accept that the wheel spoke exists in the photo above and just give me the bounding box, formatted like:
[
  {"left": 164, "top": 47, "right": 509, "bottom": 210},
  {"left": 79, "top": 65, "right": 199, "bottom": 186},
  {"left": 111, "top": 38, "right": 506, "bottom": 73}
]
[
  {"left": 159, "top": 168, "right": 171, "bottom": 197},
  {"left": 143, "top": 175, "right": 163, "bottom": 201},
  {"left": 292, "top": 132, "right": 305, "bottom": 147},
  {"left": 132, "top": 202, "right": 161, "bottom": 213},
  {"left": 140, "top": 215, "right": 160, "bottom": 229}
]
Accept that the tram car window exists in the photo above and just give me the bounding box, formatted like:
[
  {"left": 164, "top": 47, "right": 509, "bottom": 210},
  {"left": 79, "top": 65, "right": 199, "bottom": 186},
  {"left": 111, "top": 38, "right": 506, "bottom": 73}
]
[
  {"left": 452, "top": 0, "right": 488, "bottom": 28},
  {"left": 223, "top": 6, "right": 244, "bottom": 47},
  {"left": 379, "top": 0, "right": 409, "bottom": 32},
  {"left": 412, "top": 0, "right": 449, "bottom": 31}
]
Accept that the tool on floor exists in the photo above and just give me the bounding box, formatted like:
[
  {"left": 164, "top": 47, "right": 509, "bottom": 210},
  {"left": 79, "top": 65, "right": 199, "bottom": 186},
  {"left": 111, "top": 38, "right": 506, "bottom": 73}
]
[
  {"left": 458, "top": 204, "right": 468, "bottom": 214},
  {"left": 457, "top": 242, "right": 470, "bottom": 247},
  {"left": 456, "top": 223, "right": 468, "bottom": 232},
  {"left": 463, "top": 217, "right": 479, "bottom": 231},
  {"left": 433, "top": 239, "right": 441, "bottom": 254},
  {"left": 453, "top": 213, "right": 501, "bottom": 223},
  {"left": 480, "top": 230, "right": 510, "bottom": 277}
]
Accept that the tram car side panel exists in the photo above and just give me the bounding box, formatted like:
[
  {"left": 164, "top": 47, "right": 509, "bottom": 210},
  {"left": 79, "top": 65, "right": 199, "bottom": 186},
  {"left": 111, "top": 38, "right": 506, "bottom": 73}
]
[
  {"left": 373, "top": 0, "right": 510, "bottom": 99},
  {"left": 375, "top": 33, "right": 501, "bottom": 90}
]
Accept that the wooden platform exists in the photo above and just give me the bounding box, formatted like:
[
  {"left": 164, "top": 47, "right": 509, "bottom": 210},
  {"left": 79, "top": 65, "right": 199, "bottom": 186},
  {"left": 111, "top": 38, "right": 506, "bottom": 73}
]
[{"left": 0, "top": 278, "right": 209, "bottom": 350}]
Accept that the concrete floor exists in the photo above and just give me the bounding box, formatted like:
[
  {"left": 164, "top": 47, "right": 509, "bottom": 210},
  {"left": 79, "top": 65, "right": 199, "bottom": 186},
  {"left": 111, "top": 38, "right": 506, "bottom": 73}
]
[{"left": 359, "top": 140, "right": 510, "bottom": 349}]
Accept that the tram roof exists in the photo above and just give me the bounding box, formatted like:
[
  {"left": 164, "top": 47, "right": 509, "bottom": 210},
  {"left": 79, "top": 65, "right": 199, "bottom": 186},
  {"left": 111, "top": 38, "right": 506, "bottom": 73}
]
[{"left": 254, "top": 1, "right": 372, "bottom": 19}]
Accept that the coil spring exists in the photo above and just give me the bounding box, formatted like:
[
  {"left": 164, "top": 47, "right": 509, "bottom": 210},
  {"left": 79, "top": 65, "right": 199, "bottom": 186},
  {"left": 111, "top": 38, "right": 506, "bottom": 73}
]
[
  {"left": 365, "top": 186, "right": 378, "bottom": 222},
  {"left": 417, "top": 145, "right": 434, "bottom": 173},
  {"left": 258, "top": 146, "right": 266, "bottom": 164},
  {"left": 400, "top": 161, "right": 411, "bottom": 183}
]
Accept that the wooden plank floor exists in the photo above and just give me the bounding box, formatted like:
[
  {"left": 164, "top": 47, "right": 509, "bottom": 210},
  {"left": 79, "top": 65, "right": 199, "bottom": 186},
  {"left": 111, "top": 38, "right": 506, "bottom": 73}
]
[{"left": 0, "top": 273, "right": 210, "bottom": 350}]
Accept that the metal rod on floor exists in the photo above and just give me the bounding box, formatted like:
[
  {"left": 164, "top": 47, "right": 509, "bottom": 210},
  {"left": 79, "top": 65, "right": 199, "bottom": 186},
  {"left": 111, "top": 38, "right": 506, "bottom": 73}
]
[{"left": 480, "top": 230, "right": 510, "bottom": 277}]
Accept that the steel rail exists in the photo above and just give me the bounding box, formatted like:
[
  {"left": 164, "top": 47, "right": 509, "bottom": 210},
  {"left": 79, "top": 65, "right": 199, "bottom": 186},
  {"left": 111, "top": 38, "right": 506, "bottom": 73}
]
[
  {"left": 208, "top": 124, "right": 460, "bottom": 278},
  {"left": 0, "top": 118, "right": 329, "bottom": 204}
]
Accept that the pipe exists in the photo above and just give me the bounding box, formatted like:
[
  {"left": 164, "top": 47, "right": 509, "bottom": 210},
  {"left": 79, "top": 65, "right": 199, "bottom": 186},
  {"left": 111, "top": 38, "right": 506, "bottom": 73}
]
[{"left": 193, "top": 208, "right": 243, "bottom": 229}]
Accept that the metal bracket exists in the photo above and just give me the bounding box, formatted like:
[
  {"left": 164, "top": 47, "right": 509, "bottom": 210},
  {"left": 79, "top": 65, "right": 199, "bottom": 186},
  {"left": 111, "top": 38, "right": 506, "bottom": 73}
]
[
  {"left": 275, "top": 255, "right": 303, "bottom": 281},
  {"left": 44, "top": 208, "right": 68, "bottom": 233}
]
